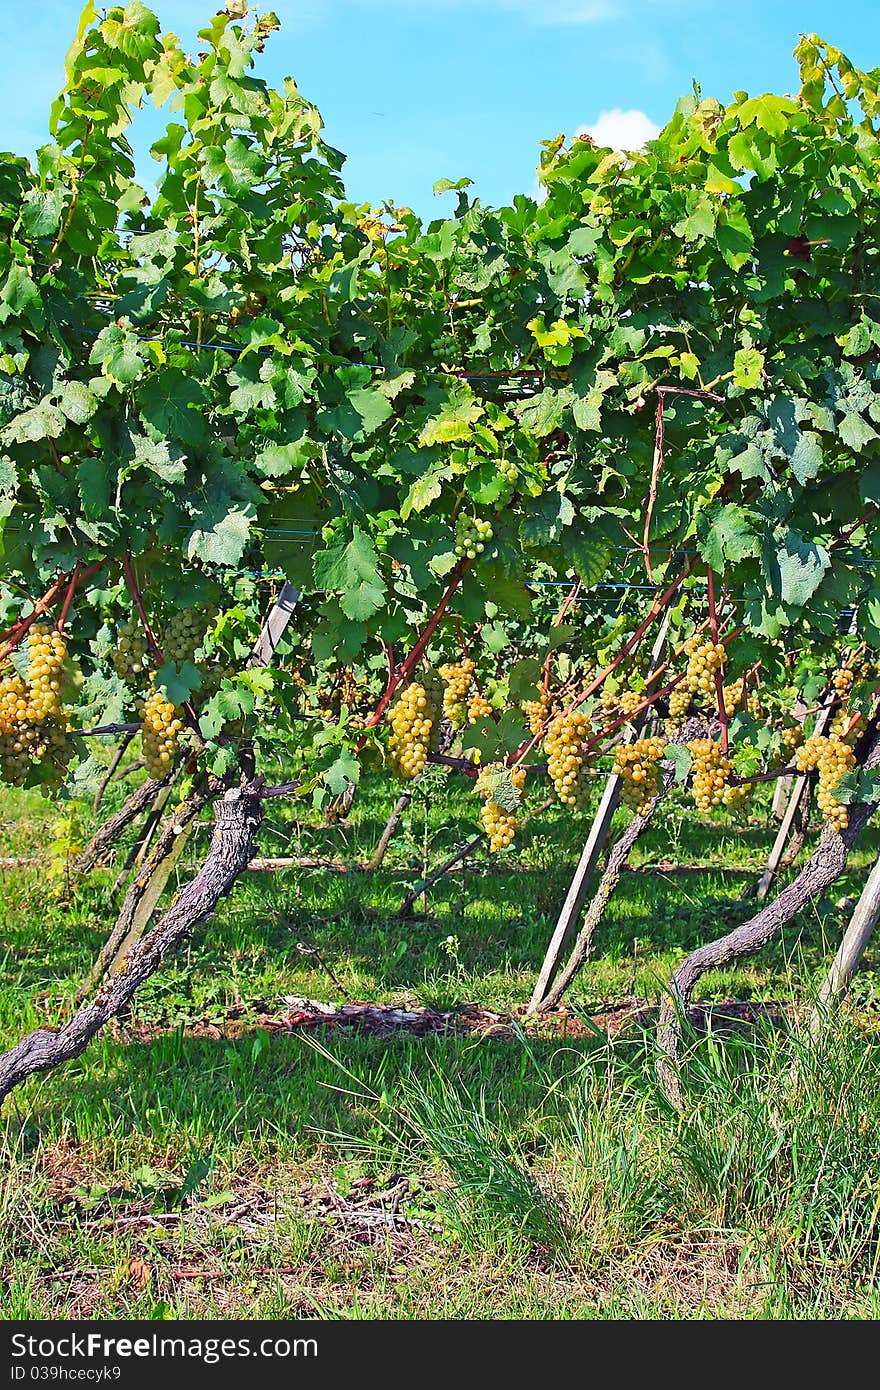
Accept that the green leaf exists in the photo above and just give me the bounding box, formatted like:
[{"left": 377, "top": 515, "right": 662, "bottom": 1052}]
[
  {"left": 77, "top": 457, "right": 111, "bottom": 520},
  {"left": 789, "top": 430, "right": 823, "bottom": 484},
  {"left": 401, "top": 467, "right": 449, "bottom": 520},
  {"left": 58, "top": 381, "right": 99, "bottom": 424},
  {"left": 0, "top": 263, "right": 41, "bottom": 317},
  {"left": 716, "top": 204, "right": 754, "bottom": 270},
  {"left": 568, "top": 533, "right": 611, "bottom": 587},
  {"left": 313, "top": 526, "right": 387, "bottom": 621},
  {"left": 89, "top": 322, "right": 147, "bottom": 387},
  {"left": 155, "top": 661, "right": 202, "bottom": 705},
  {"left": 477, "top": 765, "right": 523, "bottom": 812},
  {"left": 187, "top": 506, "right": 253, "bottom": 567},
  {"left": 838, "top": 412, "right": 878, "bottom": 451},
  {"left": 3, "top": 401, "right": 65, "bottom": 444},
  {"left": 701, "top": 504, "right": 760, "bottom": 570},
  {"left": 254, "top": 440, "right": 315, "bottom": 478},
  {"left": 665, "top": 743, "right": 692, "bottom": 783},
  {"left": 323, "top": 750, "right": 360, "bottom": 795},
  {"left": 733, "top": 347, "right": 765, "bottom": 389},
  {"left": 776, "top": 532, "right": 831, "bottom": 608},
  {"left": 19, "top": 189, "right": 63, "bottom": 238}
]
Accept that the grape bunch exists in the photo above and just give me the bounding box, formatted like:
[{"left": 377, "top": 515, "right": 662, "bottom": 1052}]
[
  {"left": 0, "top": 626, "right": 72, "bottom": 790},
  {"left": 387, "top": 680, "right": 441, "bottom": 781},
  {"left": 614, "top": 735, "right": 666, "bottom": 813},
  {"left": 544, "top": 711, "right": 591, "bottom": 809},
  {"left": 25, "top": 625, "right": 67, "bottom": 722},
  {"left": 723, "top": 676, "right": 744, "bottom": 711},
  {"left": 682, "top": 636, "right": 726, "bottom": 704},
  {"left": 467, "top": 691, "right": 493, "bottom": 724},
  {"left": 0, "top": 674, "right": 36, "bottom": 785},
  {"left": 779, "top": 722, "right": 804, "bottom": 761},
  {"left": 830, "top": 708, "right": 863, "bottom": 746},
  {"left": 497, "top": 457, "right": 517, "bottom": 484},
  {"left": 480, "top": 765, "right": 526, "bottom": 852},
  {"left": 454, "top": 515, "right": 493, "bottom": 560},
  {"left": 688, "top": 738, "right": 733, "bottom": 813},
  {"left": 795, "top": 734, "right": 856, "bottom": 831},
  {"left": 832, "top": 666, "right": 854, "bottom": 697},
  {"left": 112, "top": 618, "right": 150, "bottom": 681},
  {"left": 141, "top": 685, "right": 184, "bottom": 779},
  {"left": 162, "top": 607, "right": 212, "bottom": 663},
  {"left": 522, "top": 692, "right": 549, "bottom": 736},
  {"left": 619, "top": 689, "right": 643, "bottom": 718},
  {"left": 439, "top": 658, "right": 475, "bottom": 725},
  {"left": 666, "top": 681, "right": 692, "bottom": 730}
]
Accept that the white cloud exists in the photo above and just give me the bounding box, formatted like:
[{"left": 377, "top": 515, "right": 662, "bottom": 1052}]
[{"left": 577, "top": 107, "right": 661, "bottom": 151}]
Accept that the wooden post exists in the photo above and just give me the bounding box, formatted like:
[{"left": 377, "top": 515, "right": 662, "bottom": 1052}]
[
  {"left": 754, "top": 701, "right": 833, "bottom": 902},
  {"left": 809, "top": 850, "right": 880, "bottom": 1037},
  {"left": 771, "top": 776, "right": 790, "bottom": 821},
  {"left": 248, "top": 581, "right": 300, "bottom": 668},
  {"left": 527, "top": 612, "right": 670, "bottom": 1013}
]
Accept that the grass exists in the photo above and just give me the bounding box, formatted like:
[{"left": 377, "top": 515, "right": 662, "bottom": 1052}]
[{"left": 2, "top": 767, "right": 880, "bottom": 1318}]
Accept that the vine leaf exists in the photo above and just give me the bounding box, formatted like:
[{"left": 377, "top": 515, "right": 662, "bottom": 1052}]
[{"left": 313, "top": 526, "right": 387, "bottom": 621}]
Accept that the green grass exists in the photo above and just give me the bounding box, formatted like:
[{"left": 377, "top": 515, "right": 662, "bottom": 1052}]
[{"left": 2, "top": 770, "right": 880, "bottom": 1319}]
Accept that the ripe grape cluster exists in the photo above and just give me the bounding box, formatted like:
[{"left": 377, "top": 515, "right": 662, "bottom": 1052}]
[
  {"left": 141, "top": 685, "right": 184, "bottom": 778},
  {"left": 683, "top": 636, "right": 726, "bottom": 703},
  {"left": 779, "top": 723, "right": 804, "bottom": 760},
  {"left": 523, "top": 692, "right": 549, "bottom": 736},
  {"left": 723, "top": 676, "right": 744, "bottom": 711},
  {"left": 794, "top": 734, "right": 856, "bottom": 831},
  {"left": 454, "top": 515, "right": 493, "bottom": 560},
  {"left": 480, "top": 765, "right": 526, "bottom": 852},
  {"left": 544, "top": 711, "right": 591, "bottom": 809},
  {"left": 0, "top": 625, "right": 72, "bottom": 790},
  {"left": 439, "top": 658, "right": 475, "bottom": 725},
  {"left": 619, "top": 689, "right": 643, "bottom": 718},
  {"left": 833, "top": 667, "right": 854, "bottom": 697},
  {"left": 830, "top": 708, "right": 862, "bottom": 745},
  {"left": 467, "top": 691, "right": 493, "bottom": 724},
  {"left": 614, "top": 735, "right": 666, "bottom": 813},
  {"left": 666, "top": 682, "right": 692, "bottom": 729},
  {"left": 688, "top": 738, "right": 733, "bottom": 812},
  {"left": 388, "top": 679, "right": 441, "bottom": 781}
]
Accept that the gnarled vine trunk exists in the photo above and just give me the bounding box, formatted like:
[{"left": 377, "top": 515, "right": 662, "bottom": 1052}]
[
  {"left": 0, "top": 783, "right": 263, "bottom": 1105},
  {"left": 657, "top": 729, "right": 880, "bottom": 1110}
]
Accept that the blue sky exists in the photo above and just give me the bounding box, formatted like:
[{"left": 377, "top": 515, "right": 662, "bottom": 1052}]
[{"left": 1, "top": 0, "right": 878, "bottom": 219}]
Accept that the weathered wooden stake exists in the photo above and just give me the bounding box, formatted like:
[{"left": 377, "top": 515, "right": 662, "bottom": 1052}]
[{"left": 527, "top": 612, "right": 670, "bottom": 1012}]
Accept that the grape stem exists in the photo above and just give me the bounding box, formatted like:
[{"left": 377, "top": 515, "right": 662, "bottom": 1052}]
[
  {"left": 56, "top": 563, "right": 81, "bottom": 634},
  {"left": 121, "top": 554, "right": 165, "bottom": 666}
]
